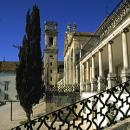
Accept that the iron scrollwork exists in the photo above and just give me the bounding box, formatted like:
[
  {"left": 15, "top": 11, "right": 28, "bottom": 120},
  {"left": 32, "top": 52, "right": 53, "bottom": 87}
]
[{"left": 11, "top": 80, "right": 130, "bottom": 130}]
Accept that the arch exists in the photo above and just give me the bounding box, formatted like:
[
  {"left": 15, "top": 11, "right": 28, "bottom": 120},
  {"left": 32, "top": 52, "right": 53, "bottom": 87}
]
[{"left": 48, "top": 37, "right": 53, "bottom": 47}]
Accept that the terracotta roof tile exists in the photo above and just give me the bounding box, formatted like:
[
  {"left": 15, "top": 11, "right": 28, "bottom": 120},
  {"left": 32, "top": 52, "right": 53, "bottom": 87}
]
[{"left": 0, "top": 62, "right": 17, "bottom": 72}]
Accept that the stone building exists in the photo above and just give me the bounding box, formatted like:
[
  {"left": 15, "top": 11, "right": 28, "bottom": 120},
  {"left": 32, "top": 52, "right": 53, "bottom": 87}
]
[
  {"left": 61, "top": 0, "right": 130, "bottom": 128},
  {"left": 0, "top": 62, "right": 18, "bottom": 101},
  {"left": 63, "top": 0, "right": 130, "bottom": 93},
  {"left": 43, "top": 21, "right": 64, "bottom": 87},
  {"left": 9, "top": 1, "right": 130, "bottom": 129},
  {"left": 64, "top": 24, "right": 95, "bottom": 86},
  {"left": 79, "top": 0, "right": 130, "bottom": 94},
  {"left": 0, "top": 21, "right": 64, "bottom": 101}
]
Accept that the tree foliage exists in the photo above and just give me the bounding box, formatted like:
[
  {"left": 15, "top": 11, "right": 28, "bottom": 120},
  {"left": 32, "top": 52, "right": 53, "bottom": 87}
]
[{"left": 16, "top": 5, "right": 43, "bottom": 121}]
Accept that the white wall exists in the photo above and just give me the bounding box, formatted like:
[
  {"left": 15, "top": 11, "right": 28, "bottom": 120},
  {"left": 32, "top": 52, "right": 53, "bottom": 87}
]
[{"left": 0, "top": 72, "right": 17, "bottom": 101}]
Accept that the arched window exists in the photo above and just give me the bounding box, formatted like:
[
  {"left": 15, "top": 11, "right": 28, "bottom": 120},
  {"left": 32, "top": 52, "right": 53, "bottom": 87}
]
[{"left": 48, "top": 37, "right": 53, "bottom": 47}]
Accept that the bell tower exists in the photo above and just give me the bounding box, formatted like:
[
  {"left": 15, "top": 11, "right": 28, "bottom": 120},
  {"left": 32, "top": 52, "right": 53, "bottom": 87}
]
[{"left": 44, "top": 21, "right": 58, "bottom": 87}]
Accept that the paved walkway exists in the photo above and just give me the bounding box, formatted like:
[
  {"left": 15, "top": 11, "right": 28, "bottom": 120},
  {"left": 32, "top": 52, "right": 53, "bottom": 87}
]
[{"left": 0, "top": 101, "right": 46, "bottom": 130}]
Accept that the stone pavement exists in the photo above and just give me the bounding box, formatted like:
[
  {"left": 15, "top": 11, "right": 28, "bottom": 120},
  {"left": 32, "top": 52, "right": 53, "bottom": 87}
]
[{"left": 0, "top": 101, "right": 46, "bottom": 130}]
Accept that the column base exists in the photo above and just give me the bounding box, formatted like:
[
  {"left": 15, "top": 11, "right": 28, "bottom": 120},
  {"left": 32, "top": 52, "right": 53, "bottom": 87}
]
[
  {"left": 107, "top": 73, "right": 116, "bottom": 89},
  {"left": 91, "top": 78, "right": 97, "bottom": 92},
  {"left": 121, "top": 69, "right": 130, "bottom": 82},
  {"left": 82, "top": 82, "right": 87, "bottom": 92},
  {"left": 86, "top": 81, "right": 91, "bottom": 92},
  {"left": 98, "top": 76, "right": 106, "bottom": 92},
  {"left": 80, "top": 82, "right": 86, "bottom": 92}
]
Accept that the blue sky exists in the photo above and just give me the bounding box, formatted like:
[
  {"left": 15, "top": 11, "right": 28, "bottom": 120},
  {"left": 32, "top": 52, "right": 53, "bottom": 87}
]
[{"left": 0, "top": 0, "right": 120, "bottom": 61}]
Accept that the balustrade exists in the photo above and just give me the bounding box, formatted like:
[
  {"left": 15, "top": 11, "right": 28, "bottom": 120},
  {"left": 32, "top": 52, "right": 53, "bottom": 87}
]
[{"left": 12, "top": 80, "right": 130, "bottom": 130}]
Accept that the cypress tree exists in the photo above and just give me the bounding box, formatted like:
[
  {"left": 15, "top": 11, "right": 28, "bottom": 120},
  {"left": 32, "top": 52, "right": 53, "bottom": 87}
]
[
  {"left": 16, "top": 5, "right": 43, "bottom": 121},
  {"left": 30, "top": 5, "right": 43, "bottom": 104}
]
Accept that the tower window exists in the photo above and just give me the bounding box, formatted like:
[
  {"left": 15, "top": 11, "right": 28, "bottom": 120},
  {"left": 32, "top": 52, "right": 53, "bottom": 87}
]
[
  {"left": 50, "top": 77, "right": 52, "bottom": 81},
  {"left": 50, "top": 70, "right": 52, "bottom": 73},
  {"left": 50, "top": 55, "right": 53, "bottom": 58},
  {"left": 48, "top": 37, "right": 53, "bottom": 47},
  {"left": 50, "top": 62, "right": 52, "bottom": 66}
]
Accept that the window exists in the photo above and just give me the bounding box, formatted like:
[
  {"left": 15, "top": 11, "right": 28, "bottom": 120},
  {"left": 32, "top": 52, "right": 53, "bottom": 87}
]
[
  {"left": 58, "top": 65, "right": 64, "bottom": 73},
  {"left": 50, "top": 62, "right": 52, "bottom": 66},
  {"left": 50, "top": 70, "right": 52, "bottom": 73},
  {"left": 4, "top": 81, "right": 9, "bottom": 91},
  {"left": 50, "top": 77, "right": 52, "bottom": 81},
  {"left": 50, "top": 55, "right": 53, "bottom": 58},
  {"left": 4, "top": 94, "right": 8, "bottom": 100},
  {"left": 48, "top": 37, "right": 53, "bottom": 47}
]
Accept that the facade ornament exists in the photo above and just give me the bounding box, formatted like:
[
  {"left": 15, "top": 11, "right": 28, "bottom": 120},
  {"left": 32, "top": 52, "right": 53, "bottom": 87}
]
[
  {"left": 96, "top": 0, "right": 130, "bottom": 41},
  {"left": 67, "top": 24, "right": 71, "bottom": 32},
  {"left": 99, "top": 48, "right": 103, "bottom": 52},
  {"left": 123, "top": 28, "right": 129, "bottom": 33},
  {"left": 109, "top": 40, "right": 113, "bottom": 44},
  {"left": 73, "top": 23, "right": 77, "bottom": 32}
]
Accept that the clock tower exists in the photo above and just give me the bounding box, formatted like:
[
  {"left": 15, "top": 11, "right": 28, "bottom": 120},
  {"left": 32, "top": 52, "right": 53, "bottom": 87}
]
[{"left": 44, "top": 21, "right": 58, "bottom": 87}]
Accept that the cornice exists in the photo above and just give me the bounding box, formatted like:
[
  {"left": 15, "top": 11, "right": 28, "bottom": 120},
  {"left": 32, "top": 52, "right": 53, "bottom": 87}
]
[
  {"left": 81, "top": 0, "right": 130, "bottom": 59},
  {"left": 96, "top": 0, "right": 130, "bottom": 41}
]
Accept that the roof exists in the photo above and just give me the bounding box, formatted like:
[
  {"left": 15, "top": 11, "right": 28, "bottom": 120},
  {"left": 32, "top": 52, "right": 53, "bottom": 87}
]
[
  {"left": 0, "top": 62, "right": 17, "bottom": 72},
  {"left": 0, "top": 61, "right": 63, "bottom": 72},
  {"left": 74, "top": 32, "right": 94, "bottom": 36}
]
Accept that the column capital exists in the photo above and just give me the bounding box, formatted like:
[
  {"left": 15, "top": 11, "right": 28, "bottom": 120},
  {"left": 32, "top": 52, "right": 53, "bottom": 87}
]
[
  {"left": 86, "top": 59, "right": 89, "bottom": 62},
  {"left": 108, "top": 40, "right": 113, "bottom": 44},
  {"left": 99, "top": 48, "right": 103, "bottom": 52},
  {"left": 92, "top": 54, "right": 95, "bottom": 58},
  {"left": 122, "top": 28, "right": 129, "bottom": 33}
]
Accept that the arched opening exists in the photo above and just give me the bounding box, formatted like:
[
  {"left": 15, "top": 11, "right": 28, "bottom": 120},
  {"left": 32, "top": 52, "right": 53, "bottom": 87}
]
[{"left": 48, "top": 37, "right": 53, "bottom": 47}]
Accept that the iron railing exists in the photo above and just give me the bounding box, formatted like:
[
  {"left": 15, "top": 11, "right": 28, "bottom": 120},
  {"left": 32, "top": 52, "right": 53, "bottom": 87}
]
[
  {"left": 46, "top": 84, "right": 80, "bottom": 94},
  {"left": 11, "top": 80, "right": 130, "bottom": 130},
  {"left": 45, "top": 84, "right": 80, "bottom": 104}
]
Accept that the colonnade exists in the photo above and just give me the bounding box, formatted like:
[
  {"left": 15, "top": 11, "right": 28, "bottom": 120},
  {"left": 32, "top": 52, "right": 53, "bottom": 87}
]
[{"left": 80, "top": 28, "right": 130, "bottom": 92}]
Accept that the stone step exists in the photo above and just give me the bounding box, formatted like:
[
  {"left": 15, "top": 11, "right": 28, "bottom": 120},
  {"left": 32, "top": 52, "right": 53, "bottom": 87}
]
[{"left": 104, "top": 118, "right": 130, "bottom": 130}]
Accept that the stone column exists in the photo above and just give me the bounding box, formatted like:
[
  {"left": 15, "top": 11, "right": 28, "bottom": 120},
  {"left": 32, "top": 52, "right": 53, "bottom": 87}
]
[
  {"left": 64, "top": 57, "right": 66, "bottom": 85},
  {"left": 91, "top": 56, "right": 95, "bottom": 79},
  {"left": 90, "top": 67, "right": 92, "bottom": 82},
  {"left": 66, "top": 61, "right": 68, "bottom": 85},
  {"left": 86, "top": 60, "right": 90, "bottom": 81},
  {"left": 67, "top": 56, "right": 69, "bottom": 85},
  {"left": 98, "top": 49, "right": 105, "bottom": 91},
  {"left": 80, "top": 62, "right": 84, "bottom": 92},
  {"left": 107, "top": 41, "right": 116, "bottom": 89},
  {"left": 66, "top": 58, "right": 67, "bottom": 84},
  {"left": 73, "top": 49, "right": 76, "bottom": 84},
  {"left": 64, "top": 59, "right": 66, "bottom": 85},
  {"left": 99, "top": 50, "right": 103, "bottom": 77},
  {"left": 86, "top": 60, "right": 91, "bottom": 91},
  {"left": 91, "top": 56, "right": 97, "bottom": 92},
  {"left": 121, "top": 28, "right": 130, "bottom": 82},
  {"left": 71, "top": 55, "right": 73, "bottom": 85},
  {"left": 69, "top": 52, "right": 71, "bottom": 85},
  {"left": 64, "top": 60, "right": 66, "bottom": 85},
  {"left": 76, "top": 65, "right": 78, "bottom": 84},
  {"left": 83, "top": 63, "right": 86, "bottom": 91}
]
